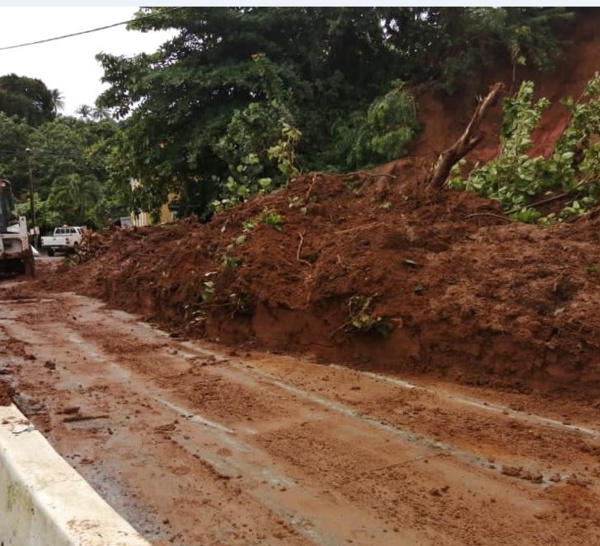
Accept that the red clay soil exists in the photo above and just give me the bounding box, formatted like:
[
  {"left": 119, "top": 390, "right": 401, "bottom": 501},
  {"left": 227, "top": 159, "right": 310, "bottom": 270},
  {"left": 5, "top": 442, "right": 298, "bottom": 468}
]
[
  {"left": 40, "top": 10, "right": 600, "bottom": 399},
  {"left": 0, "top": 380, "right": 13, "bottom": 405},
  {"left": 0, "top": 304, "right": 26, "bottom": 404}
]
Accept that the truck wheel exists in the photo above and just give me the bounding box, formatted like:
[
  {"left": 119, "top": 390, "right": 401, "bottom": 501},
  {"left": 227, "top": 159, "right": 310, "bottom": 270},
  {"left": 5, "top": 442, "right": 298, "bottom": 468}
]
[
  {"left": 24, "top": 255, "right": 35, "bottom": 278},
  {"left": 47, "top": 248, "right": 55, "bottom": 257}
]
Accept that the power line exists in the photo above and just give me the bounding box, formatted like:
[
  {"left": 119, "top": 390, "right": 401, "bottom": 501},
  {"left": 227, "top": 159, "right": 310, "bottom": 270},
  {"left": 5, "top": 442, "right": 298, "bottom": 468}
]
[{"left": 0, "top": 7, "right": 183, "bottom": 52}]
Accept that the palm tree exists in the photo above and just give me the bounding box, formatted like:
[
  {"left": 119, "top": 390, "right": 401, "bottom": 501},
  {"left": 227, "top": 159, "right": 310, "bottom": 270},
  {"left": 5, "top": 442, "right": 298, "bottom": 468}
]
[
  {"left": 75, "top": 104, "right": 93, "bottom": 120},
  {"left": 49, "top": 89, "right": 65, "bottom": 115},
  {"left": 92, "top": 106, "right": 111, "bottom": 120},
  {"left": 48, "top": 173, "right": 100, "bottom": 224}
]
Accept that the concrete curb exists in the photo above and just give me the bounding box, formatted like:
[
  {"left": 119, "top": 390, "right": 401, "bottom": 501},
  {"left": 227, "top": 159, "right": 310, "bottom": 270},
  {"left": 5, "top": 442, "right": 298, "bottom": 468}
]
[{"left": 0, "top": 405, "right": 151, "bottom": 546}]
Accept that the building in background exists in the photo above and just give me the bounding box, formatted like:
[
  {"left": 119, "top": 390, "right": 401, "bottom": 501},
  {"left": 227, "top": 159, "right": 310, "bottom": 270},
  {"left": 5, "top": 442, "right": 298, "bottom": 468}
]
[{"left": 129, "top": 179, "right": 177, "bottom": 227}]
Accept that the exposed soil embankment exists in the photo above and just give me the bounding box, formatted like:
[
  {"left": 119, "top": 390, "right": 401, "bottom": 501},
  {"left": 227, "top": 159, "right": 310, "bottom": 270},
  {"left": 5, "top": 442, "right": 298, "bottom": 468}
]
[{"left": 44, "top": 162, "right": 600, "bottom": 397}]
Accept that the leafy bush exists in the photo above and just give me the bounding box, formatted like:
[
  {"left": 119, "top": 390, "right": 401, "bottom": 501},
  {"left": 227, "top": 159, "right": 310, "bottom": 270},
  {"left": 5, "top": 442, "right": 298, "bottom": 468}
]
[
  {"left": 211, "top": 101, "right": 301, "bottom": 213},
  {"left": 348, "top": 81, "right": 420, "bottom": 168},
  {"left": 450, "top": 74, "right": 600, "bottom": 223}
]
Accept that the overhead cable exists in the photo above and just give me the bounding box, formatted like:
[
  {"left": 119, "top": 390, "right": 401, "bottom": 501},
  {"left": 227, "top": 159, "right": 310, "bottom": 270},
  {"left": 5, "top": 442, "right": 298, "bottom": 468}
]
[{"left": 0, "top": 7, "right": 182, "bottom": 52}]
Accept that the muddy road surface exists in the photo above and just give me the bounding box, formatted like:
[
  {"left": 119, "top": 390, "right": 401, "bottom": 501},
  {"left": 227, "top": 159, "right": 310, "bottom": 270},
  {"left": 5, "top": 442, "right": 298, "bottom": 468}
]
[{"left": 1, "top": 279, "right": 600, "bottom": 546}]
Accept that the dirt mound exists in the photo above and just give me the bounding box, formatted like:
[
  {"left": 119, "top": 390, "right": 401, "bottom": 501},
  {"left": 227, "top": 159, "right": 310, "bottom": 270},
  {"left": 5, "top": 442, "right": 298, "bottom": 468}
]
[
  {"left": 39, "top": 11, "right": 600, "bottom": 397},
  {"left": 41, "top": 158, "right": 600, "bottom": 397}
]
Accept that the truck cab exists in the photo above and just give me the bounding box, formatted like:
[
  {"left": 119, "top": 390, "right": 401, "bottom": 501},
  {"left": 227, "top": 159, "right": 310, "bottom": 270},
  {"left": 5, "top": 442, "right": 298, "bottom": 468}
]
[{"left": 41, "top": 226, "right": 84, "bottom": 256}]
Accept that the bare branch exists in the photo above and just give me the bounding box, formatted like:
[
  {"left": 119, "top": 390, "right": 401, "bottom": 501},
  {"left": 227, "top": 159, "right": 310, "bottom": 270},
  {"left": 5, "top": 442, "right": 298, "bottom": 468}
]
[{"left": 428, "top": 82, "right": 504, "bottom": 189}]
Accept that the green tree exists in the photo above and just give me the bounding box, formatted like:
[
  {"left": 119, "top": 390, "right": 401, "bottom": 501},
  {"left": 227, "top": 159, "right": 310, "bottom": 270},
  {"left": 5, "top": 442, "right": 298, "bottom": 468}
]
[
  {"left": 91, "top": 106, "right": 111, "bottom": 120},
  {"left": 95, "top": 7, "right": 574, "bottom": 219},
  {"left": 378, "top": 7, "right": 572, "bottom": 92},
  {"left": 450, "top": 75, "right": 600, "bottom": 223},
  {"left": 95, "top": 7, "right": 404, "bottom": 217},
  {"left": 47, "top": 173, "right": 100, "bottom": 226},
  {"left": 0, "top": 112, "right": 31, "bottom": 196},
  {"left": 24, "top": 115, "right": 120, "bottom": 229},
  {"left": 16, "top": 193, "right": 61, "bottom": 233},
  {"left": 0, "top": 74, "right": 56, "bottom": 126},
  {"left": 75, "top": 104, "right": 93, "bottom": 120},
  {"left": 347, "top": 80, "right": 420, "bottom": 168},
  {"left": 49, "top": 89, "right": 65, "bottom": 115},
  {"left": 0, "top": 73, "right": 123, "bottom": 231},
  {"left": 27, "top": 117, "right": 90, "bottom": 199}
]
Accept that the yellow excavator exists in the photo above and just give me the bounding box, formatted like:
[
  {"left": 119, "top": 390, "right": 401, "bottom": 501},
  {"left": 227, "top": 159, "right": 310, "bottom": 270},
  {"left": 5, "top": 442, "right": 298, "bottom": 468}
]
[{"left": 0, "top": 179, "right": 35, "bottom": 277}]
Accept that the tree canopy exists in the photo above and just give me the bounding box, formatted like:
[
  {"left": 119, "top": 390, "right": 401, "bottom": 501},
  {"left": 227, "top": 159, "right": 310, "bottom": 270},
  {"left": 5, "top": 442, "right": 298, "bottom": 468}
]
[
  {"left": 0, "top": 100, "right": 120, "bottom": 231},
  {"left": 94, "top": 7, "right": 573, "bottom": 219},
  {"left": 0, "top": 8, "right": 576, "bottom": 230},
  {"left": 0, "top": 74, "right": 57, "bottom": 126}
]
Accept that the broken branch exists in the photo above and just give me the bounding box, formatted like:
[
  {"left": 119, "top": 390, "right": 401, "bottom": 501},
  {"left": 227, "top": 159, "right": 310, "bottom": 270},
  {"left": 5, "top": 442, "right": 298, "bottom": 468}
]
[{"left": 428, "top": 82, "right": 504, "bottom": 189}]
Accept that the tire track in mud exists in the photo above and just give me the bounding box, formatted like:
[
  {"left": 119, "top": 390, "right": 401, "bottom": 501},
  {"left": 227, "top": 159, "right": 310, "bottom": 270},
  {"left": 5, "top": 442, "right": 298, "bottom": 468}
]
[
  {"left": 0, "top": 306, "right": 311, "bottom": 545},
  {"left": 0, "top": 304, "right": 412, "bottom": 545},
  {"left": 158, "top": 338, "right": 600, "bottom": 487},
  {"left": 2, "top": 290, "right": 600, "bottom": 545}
]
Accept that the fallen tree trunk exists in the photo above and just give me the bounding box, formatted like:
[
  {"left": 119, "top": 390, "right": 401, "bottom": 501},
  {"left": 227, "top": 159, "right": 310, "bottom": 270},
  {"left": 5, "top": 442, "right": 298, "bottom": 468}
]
[{"left": 428, "top": 82, "right": 504, "bottom": 189}]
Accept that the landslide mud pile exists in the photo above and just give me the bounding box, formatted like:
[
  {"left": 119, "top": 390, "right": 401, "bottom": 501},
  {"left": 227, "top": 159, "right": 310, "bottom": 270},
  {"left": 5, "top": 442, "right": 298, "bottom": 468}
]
[
  {"left": 49, "top": 160, "right": 600, "bottom": 397},
  {"left": 46, "top": 11, "right": 600, "bottom": 397}
]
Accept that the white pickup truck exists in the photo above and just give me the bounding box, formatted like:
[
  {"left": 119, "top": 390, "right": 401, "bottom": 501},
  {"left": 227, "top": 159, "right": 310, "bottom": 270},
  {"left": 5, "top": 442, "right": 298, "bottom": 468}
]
[{"left": 41, "top": 226, "right": 84, "bottom": 256}]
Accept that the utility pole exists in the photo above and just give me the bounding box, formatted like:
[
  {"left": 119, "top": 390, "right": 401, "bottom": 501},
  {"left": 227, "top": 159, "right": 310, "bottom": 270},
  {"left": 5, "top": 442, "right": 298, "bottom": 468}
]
[{"left": 25, "top": 148, "right": 36, "bottom": 246}]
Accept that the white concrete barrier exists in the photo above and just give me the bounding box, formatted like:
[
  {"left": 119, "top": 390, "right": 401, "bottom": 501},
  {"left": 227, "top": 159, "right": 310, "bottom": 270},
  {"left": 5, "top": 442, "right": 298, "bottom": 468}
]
[{"left": 0, "top": 405, "right": 151, "bottom": 546}]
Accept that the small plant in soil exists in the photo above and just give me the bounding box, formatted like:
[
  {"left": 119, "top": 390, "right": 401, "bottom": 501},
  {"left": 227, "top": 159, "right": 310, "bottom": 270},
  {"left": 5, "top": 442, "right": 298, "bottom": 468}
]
[
  {"left": 234, "top": 234, "right": 248, "bottom": 246},
  {"left": 242, "top": 209, "right": 284, "bottom": 233},
  {"left": 288, "top": 196, "right": 302, "bottom": 208},
  {"left": 190, "top": 308, "right": 206, "bottom": 324},
  {"left": 345, "top": 295, "right": 395, "bottom": 337},
  {"left": 226, "top": 234, "right": 248, "bottom": 252},
  {"left": 242, "top": 219, "right": 257, "bottom": 233},
  {"left": 220, "top": 254, "right": 242, "bottom": 270},
  {"left": 201, "top": 280, "right": 215, "bottom": 302},
  {"left": 259, "top": 208, "right": 284, "bottom": 228},
  {"left": 288, "top": 196, "right": 308, "bottom": 214}
]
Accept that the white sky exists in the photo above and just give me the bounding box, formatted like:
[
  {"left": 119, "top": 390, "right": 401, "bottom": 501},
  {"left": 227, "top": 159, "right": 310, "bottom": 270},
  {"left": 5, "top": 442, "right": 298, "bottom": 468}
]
[{"left": 0, "top": 7, "right": 176, "bottom": 116}]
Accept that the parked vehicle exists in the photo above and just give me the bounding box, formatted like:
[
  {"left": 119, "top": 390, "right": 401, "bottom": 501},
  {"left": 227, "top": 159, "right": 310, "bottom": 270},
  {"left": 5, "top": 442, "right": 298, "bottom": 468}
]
[
  {"left": 0, "top": 179, "right": 35, "bottom": 277},
  {"left": 41, "top": 226, "right": 84, "bottom": 256}
]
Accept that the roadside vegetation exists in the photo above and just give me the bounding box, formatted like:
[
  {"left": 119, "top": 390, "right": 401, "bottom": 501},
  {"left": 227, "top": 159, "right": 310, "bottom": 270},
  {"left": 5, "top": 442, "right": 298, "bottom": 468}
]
[{"left": 450, "top": 73, "right": 600, "bottom": 223}]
